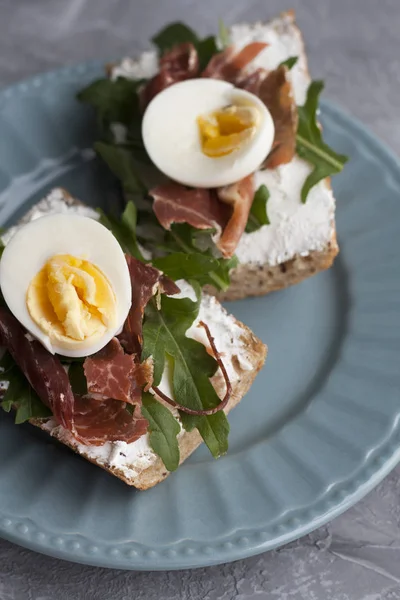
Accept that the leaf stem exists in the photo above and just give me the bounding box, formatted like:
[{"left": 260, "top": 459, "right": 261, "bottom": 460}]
[{"left": 296, "top": 133, "right": 345, "bottom": 170}]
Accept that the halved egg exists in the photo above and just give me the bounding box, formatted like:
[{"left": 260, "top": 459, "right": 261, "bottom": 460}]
[
  {"left": 0, "top": 214, "right": 132, "bottom": 357},
  {"left": 142, "top": 78, "right": 275, "bottom": 188}
]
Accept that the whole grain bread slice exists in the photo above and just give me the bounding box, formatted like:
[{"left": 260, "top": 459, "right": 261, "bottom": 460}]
[
  {"left": 107, "top": 10, "right": 339, "bottom": 302},
  {"left": 10, "top": 189, "right": 266, "bottom": 489}
]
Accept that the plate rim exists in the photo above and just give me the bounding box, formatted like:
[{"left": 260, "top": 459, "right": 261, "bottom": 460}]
[{"left": 0, "top": 62, "right": 399, "bottom": 570}]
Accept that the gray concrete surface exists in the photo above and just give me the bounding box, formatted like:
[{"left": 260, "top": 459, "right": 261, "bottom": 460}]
[{"left": 0, "top": 0, "right": 400, "bottom": 598}]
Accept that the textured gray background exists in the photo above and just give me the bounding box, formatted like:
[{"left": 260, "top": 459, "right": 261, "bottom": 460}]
[{"left": 1, "top": 0, "right": 400, "bottom": 598}]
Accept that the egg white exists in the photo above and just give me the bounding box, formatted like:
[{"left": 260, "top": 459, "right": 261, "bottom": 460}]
[
  {"left": 142, "top": 78, "right": 275, "bottom": 188},
  {"left": 0, "top": 214, "right": 132, "bottom": 357}
]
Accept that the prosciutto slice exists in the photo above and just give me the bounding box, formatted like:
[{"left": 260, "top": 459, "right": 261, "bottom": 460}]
[
  {"left": 119, "top": 255, "right": 179, "bottom": 355},
  {"left": 216, "top": 174, "right": 255, "bottom": 257},
  {"left": 0, "top": 307, "right": 74, "bottom": 430},
  {"left": 150, "top": 182, "right": 230, "bottom": 236},
  {"left": 150, "top": 176, "right": 254, "bottom": 258},
  {"left": 140, "top": 42, "right": 199, "bottom": 109},
  {"left": 236, "top": 67, "right": 267, "bottom": 95},
  {"left": 240, "top": 65, "right": 298, "bottom": 169},
  {"left": 73, "top": 396, "right": 148, "bottom": 446},
  {"left": 84, "top": 337, "right": 142, "bottom": 404},
  {"left": 202, "top": 43, "right": 268, "bottom": 82}
]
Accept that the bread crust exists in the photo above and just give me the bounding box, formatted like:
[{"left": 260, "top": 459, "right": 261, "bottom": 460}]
[{"left": 213, "top": 231, "right": 339, "bottom": 301}]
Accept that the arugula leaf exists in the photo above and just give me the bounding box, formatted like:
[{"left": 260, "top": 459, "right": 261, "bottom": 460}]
[
  {"left": 95, "top": 141, "right": 146, "bottom": 202},
  {"left": 162, "top": 224, "right": 237, "bottom": 291},
  {"left": 152, "top": 252, "right": 236, "bottom": 290},
  {"left": 152, "top": 22, "right": 199, "bottom": 53},
  {"left": 245, "top": 185, "right": 270, "bottom": 233},
  {"left": 142, "top": 290, "right": 229, "bottom": 457},
  {"left": 141, "top": 392, "right": 181, "bottom": 471},
  {"left": 196, "top": 35, "right": 219, "bottom": 71},
  {"left": 98, "top": 200, "right": 144, "bottom": 260},
  {"left": 279, "top": 56, "right": 298, "bottom": 70},
  {"left": 68, "top": 363, "right": 88, "bottom": 396},
  {"left": 218, "top": 18, "right": 230, "bottom": 48},
  {"left": 13, "top": 386, "right": 51, "bottom": 424},
  {"left": 153, "top": 252, "right": 220, "bottom": 282},
  {"left": 77, "top": 77, "right": 142, "bottom": 133},
  {"left": 296, "top": 81, "right": 348, "bottom": 202},
  {"left": 0, "top": 353, "right": 51, "bottom": 423}
]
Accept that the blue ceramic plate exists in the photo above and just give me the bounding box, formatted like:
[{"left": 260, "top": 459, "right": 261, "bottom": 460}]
[{"left": 0, "top": 63, "right": 399, "bottom": 570}]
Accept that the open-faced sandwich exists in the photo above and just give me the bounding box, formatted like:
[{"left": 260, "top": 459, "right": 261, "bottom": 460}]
[
  {"left": 0, "top": 188, "right": 266, "bottom": 489},
  {"left": 78, "top": 9, "right": 348, "bottom": 301}
]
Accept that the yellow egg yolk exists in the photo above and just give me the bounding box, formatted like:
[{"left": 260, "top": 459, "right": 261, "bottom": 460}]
[
  {"left": 197, "top": 104, "right": 260, "bottom": 158},
  {"left": 26, "top": 254, "right": 117, "bottom": 346}
]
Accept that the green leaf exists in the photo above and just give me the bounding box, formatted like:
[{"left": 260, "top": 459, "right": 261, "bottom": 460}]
[
  {"left": 1, "top": 369, "right": 24, "bottom": 413},
  {"left": 78, "top": 76, "right": 150, "bottom": 167},
  {"left": 141, "top": 392, "right": 181, "bottom": 471},
  {"left": 68, "top": 363, "right": 88, "bottom": 396},
  {"left": 245, "top": 184, "right": 270, "bottom": 233},
  {"left": 152, "top": 251, "right": 236, "bottom": 291},
  {"left": 196, "top": 35, "right": 219, "bottom": 71},
  {"left": 142, "top": 292, "right": 229, "bottom": 457},
  {"left": 162, "top": 224, "right": 237, "bottom": 291},
  {"left": 77, "top": 77, "right": 142, "bottom": 130},
  {"left": 95, "top": 141, "right": 147, "bottom": 204},
  {"left": 14, "top": 386, "right": 51, "bottom": 424},
  {"left": 98, "top": 201, "right": 144, "bottom": 261},
  {"left": 218, "top": 19, "right": 230, "bottom": 48},
  {"left": 152, "top": 22, "right": 199, "bottom": 53},
  {"left": 153, "top": 252, "right": 217, "bottom": 281},
  {"left": 296, "top": 81, "right": 349, "bottom": 202},
  {"left": 279, "top": 56, "right": 298, "bottom": 70},
  {"left": 98, "top": 199, "right": 235, "bottom": 290},
  {"left": 0, "top": 353, "right": 51, "bottom": 423}
]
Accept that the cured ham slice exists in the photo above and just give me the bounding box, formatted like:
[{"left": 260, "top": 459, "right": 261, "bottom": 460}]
[
  {"left": 73, "top": 396, "right": 148, "bottom": 446},
  {"left": 119, "top": 255, "right": 179, "bottom": 355},
  {"left": 216, "top": 174, "right": 255, "bottom": 257},
  {"left": 202, "top": 43, "right": 268, "bottom": 82},
  {"left": 150, "top": 176, "right": 255, "bottom": 259},
  {"left": 0, "top": 307, "right": 75, "bottom": 431},
  {"left": 140, "top": 42, "right": 198, "bottom": 109},
  {"left": 150, "top": 182, "right": 230, "bottom": 237},
  {"left": 236, "top": 67, "right": 267, "bottom": 95},
  {"left": 159, "top": 41, "right": 199, "bottom": 76},
  {"left": 240, "top": 65, "right": 298, "bottom": 169},
  {"left": 84, "top": 337, "right": 141, "bottom": 404}
]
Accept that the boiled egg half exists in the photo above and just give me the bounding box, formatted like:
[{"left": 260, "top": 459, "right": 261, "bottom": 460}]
[
  {"left": 0, "top": 214, "right": 132, "bottom": 357},
  {"left": 142, "top": 78, "right": 275, "bottom": 188}
]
